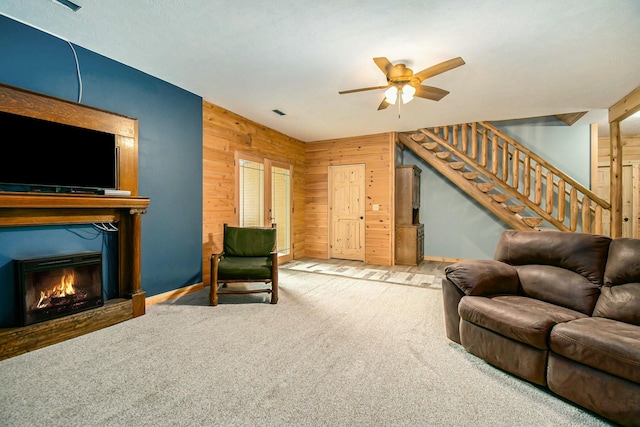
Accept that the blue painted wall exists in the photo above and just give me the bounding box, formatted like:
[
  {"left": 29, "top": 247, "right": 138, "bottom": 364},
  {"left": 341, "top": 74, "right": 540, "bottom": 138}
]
[
  {"left": 402, "top": 149, "right": 508, "bottom": 261},
  {"left": 0, "top": 16, "right": 203, "bottom": 326},
  {"left": 494, "top": 117, "right": 591, "bottom": 186},
  {"left": 401, "top": 119, "right": 591, "bottom": 260}
]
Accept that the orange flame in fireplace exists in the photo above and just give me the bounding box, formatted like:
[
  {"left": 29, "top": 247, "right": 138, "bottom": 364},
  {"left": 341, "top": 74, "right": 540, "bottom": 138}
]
[{"left": 36, "top": 270, "right": 77, "bottom": 309}]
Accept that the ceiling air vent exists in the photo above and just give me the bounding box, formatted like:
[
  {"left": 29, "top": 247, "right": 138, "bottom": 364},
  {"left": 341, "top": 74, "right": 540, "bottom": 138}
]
[
  {"left": 51, "top": 0, "right": 82, "bottom": 12},
  {"left": 272, "top": 109, "right": 286, "bottom": 116}
]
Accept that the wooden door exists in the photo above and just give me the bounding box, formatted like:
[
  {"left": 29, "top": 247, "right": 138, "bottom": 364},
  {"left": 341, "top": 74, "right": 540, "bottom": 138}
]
[
  {"left": 597, "top": 163, "right": 638, "bottom": 237},
  {"left": 328, "top": 164, "right": 365, "bottom": 260},
  {"left": 236, "top": 152, "right": 294, "bottom": 261},
  {"left": 270, "top": 161, "right": 293, "bottom": 262}
]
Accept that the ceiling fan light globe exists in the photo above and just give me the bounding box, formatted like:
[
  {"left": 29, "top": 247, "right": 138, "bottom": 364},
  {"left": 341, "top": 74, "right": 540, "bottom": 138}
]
[
  {"left": 401, "top": 93, "right": 414, "bottom": 104},
  {"left": 384, "top": 86, "right": 398, "bottom": 105},
  {"left": 401, "top": 85, "right": 416, "bottom": 103}
]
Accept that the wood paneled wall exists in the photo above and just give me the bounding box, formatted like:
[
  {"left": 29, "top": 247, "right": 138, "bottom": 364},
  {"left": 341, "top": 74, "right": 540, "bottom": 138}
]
[
  {"left": 202, "top": 101, "right": 306, "bottom": 285},
  {"left": 305, "top": 133, "right": 395, "bottom": 265},
  {"left": 598, "top": 135, "right": 640, "bottom": 163}
]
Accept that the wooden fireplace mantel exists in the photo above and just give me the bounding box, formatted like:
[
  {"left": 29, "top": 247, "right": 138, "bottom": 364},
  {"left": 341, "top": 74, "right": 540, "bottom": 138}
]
[
  {"left": 0, "top": 192, "right": 150, "bottom": 209},
  {"left": 0, "top": 83, "right": 150, "bottom": 360},
  {"left": 0, "top": 192, "right": 150, "bottom": 361}
]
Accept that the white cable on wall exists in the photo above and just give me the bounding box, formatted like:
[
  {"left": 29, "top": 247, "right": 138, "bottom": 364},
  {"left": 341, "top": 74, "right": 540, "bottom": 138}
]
[
  {"left": 93, "top": 223, "right": 119, "bottom": 232},
  {"left": 2, "top": 14, "right": 84, "bottom": 103},
  {"left": 66, "top": 40, "right": 83, "bottom": 103}
]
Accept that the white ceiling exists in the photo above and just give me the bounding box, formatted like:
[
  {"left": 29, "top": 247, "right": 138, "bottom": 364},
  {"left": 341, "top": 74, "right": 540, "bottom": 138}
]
[{"left": 1, "top": 0, "right": 640, "bottom": 142}]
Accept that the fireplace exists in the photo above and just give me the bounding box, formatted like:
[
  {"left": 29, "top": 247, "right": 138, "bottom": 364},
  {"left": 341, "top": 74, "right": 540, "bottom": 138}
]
[{"left": 15, "top": 252, "right": 104, "bottom": 326}]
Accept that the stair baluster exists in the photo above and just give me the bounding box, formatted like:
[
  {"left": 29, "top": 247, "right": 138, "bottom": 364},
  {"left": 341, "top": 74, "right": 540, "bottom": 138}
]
[{"left": 399, "top": 121, "right": 611, "bottom": 234}]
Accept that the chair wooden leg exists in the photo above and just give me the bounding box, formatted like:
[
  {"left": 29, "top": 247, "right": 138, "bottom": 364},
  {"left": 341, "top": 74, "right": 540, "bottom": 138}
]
[
  {"left": 270, "top": 280, "right": 278, "bottom": 304},
  {"left": 209, "top": 280, "right": 218, "bottom": 306},
  {"left": 270, "top": 261, "right": 279, "bottom": 304},
  {"left": 209, "top": 255, "right": 218, "bottom": 306}
]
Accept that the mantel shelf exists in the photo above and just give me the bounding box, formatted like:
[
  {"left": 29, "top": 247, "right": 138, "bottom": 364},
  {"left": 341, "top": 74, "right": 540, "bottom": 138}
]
[{"left": 0, "top": 192, "right": 150, "bottom": 210}]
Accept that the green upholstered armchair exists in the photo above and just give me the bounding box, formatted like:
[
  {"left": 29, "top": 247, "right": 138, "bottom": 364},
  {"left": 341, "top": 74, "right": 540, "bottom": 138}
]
[{"left": 209, "top": 223, "right": 278, "bottom": 306}]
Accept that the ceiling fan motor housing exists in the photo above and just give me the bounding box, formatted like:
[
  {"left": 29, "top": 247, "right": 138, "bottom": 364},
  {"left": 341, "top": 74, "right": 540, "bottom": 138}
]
[{"left": 388, "top": 64, "right": 414, "bottom": 86}]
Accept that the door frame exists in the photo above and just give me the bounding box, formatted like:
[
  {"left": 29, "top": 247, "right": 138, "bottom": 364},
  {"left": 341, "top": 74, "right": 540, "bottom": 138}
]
[
  {"left": 235, "top": 151, "right": 294, "bottom": 261},
  {"left": 328, "top": 163, "right": 366, "bottom": 261},
  {"left": 597, "top": 160, "right": 639, "bottom": 238}
]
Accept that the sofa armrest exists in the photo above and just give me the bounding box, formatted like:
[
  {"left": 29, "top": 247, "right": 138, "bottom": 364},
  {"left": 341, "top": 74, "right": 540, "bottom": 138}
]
[
  {"left": 442, "top": 277, "right": 466, "bottom": 343},
  {"left": 444, "top": 260, "right": 519, "bottom": 296}
]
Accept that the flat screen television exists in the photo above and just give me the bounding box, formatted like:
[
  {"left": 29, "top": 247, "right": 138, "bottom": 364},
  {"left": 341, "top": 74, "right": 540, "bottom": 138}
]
[{"left": 0, "top": 110, "right": 117, "bottom": 191}]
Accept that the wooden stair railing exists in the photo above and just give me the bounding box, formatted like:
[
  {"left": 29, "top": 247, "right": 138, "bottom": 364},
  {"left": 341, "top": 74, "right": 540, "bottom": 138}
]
[
  {"left": 397, "top": 132, "right": 534, "bottom": 232},
  {"left": 399, "top": 122, "right": 611, "bottom": 234}
]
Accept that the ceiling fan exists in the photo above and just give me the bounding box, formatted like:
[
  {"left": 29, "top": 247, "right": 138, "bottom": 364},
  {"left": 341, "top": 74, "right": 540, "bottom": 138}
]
[{"left": 339, "top": 56, "right": 465, "bottom": 110}]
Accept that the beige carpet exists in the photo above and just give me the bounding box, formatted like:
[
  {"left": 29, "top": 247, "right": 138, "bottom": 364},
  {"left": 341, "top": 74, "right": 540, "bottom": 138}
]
[{"left": 0, "top": 268, "right": 611, "bottom": 426}]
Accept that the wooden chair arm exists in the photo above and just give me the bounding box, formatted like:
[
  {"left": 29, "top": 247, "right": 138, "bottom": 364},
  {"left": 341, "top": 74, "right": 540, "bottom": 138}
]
[{"left": 210, "top": 252, "right": 223, "bottom": 287}]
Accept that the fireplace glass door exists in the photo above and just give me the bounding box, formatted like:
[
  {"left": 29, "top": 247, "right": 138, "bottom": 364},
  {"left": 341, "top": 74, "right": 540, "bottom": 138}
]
[{"left": 16, "top": 252, "right": 104, "bottom": 326}]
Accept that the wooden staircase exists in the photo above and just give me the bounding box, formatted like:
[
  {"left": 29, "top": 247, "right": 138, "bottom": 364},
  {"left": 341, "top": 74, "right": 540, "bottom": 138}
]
[{"left": 398, "top": 122, "right": 611, "bottom": 233}]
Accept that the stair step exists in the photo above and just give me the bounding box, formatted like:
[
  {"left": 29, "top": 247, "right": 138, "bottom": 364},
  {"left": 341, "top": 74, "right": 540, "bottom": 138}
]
[
  {"left": 522, "top": 217, "right": 543, "bottom": 227},
  {"left": 422, "top": 141, "right": 438, "bottom": 151},
  {"left": 449, "top": 162, "right": 465, "bottom": 170},
  {"left": 462, "top": 171, "right": 479, "bottom": 180},
  {"left": 477, "top": 183, "right": 495, "bottom": 192},
  {"left": 507, "top": 205, "right": 526, "bottom": 213},
  {"left": 410, "top": 133, "right": 426, "bottom": 142},
  {"left": 492, "top": 193, "right": 510, "bottom": 203},
  {"left": 436, "top": 151, "right": 451, "bottom": 160}
]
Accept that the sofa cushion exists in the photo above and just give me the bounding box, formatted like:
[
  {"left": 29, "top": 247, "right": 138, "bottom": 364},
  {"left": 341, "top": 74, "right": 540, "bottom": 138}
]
[
  {"left": 516, "top": 265, "right": 601, "bottom": 315},
  {"left": 550, "top": 317, "right": 640, "bottom": 384},
  {"left": 458, "top": 295, "right": 587, "bottom": 350},
  {"left": 444, "top": 260, "right": 518, "bottom": 296},
  {"left": 603, "top": 237, "right": 640, "bottom": 285},
  {"left": 593, "top": 284, "right": 640, "bottom": 326},
  {"left": 494, "top": 230, "right": 611, "bottom": 287},
  {"left": 594, "top": 238, "right": 640, "bottom": 325}
]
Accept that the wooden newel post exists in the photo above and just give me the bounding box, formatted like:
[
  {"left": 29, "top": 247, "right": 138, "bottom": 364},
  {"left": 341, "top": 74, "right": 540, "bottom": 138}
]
[
  {"left": 129, "top": 208, "right": 147, "bottom": 317},
  {"left": 608, "top": 84, "right": 640, "bottom": 238},
  {"left": 609, "top": 122, "right": 622, "bottom": 238}
]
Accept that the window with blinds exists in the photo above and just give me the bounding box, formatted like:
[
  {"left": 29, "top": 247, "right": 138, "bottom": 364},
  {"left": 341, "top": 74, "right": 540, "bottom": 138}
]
[{"left": 239, "top": 159, "right": 264, "bottom": 227}]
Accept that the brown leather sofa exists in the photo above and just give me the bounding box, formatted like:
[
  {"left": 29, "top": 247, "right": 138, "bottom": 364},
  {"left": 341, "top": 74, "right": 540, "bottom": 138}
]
[{"left": 442, "top": 230, "right": 640, "bottom": 426}]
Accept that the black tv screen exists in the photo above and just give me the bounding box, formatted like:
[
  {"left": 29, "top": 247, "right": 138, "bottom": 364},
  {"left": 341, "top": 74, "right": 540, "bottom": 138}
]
[{"left": 0, "top": 110, "right": 117, "bottom": 190}]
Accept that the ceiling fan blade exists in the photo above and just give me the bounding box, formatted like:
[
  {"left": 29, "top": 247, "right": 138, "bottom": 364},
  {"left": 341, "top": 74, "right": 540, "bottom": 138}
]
[
  {"left": 413, "top": 57, "right": 465, "bottom": 83},
  {"left": 377, "top": 98, "right": 391, "bottom": 110},
  {"left": 414, "top": 85, "right": 450, "bottom": 101},
  {"left": 373, "top": 57, "right": 393, "bottom": 75},
  {"left": 338, "top": 84, "right": 390, "bottom": 95}
]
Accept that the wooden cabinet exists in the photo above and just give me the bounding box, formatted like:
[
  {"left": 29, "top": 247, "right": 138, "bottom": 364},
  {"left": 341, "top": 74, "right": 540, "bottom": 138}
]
[
  {"left": 395, "top": 165, "right": 421, "bottom": 224},
  {"left": 395, "top": 165, "right": 423, "bottom": 266},
  {"left": 395, "top": 223, "right": 424, "bottom": 266}
]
